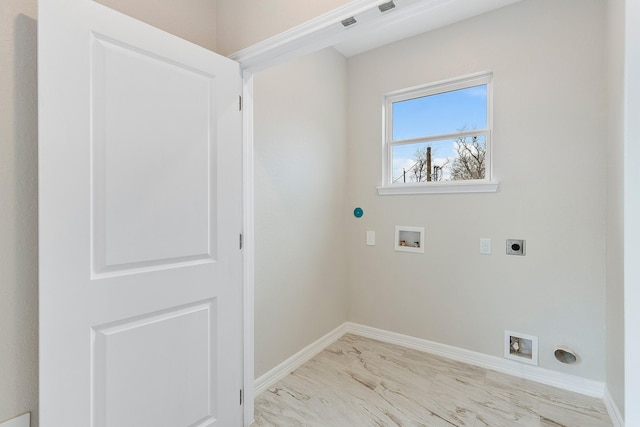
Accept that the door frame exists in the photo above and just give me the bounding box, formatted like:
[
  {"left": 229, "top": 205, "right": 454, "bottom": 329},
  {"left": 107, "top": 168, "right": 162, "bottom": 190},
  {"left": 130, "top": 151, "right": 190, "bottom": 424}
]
[
  {"left": 625, "top": 0, "right": 640, "bottom": 423},
  {"left": 235, "top": 1, "right": 428, "bottom": 424},
  {"left": 241, "top": 70, "right": 256, "bottom": 425}
]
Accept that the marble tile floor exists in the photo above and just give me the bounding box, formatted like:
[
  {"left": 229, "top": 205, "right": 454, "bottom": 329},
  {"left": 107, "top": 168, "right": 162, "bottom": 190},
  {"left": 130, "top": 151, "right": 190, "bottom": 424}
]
[{"left": 252, "top": 334, "right": 613, "bottom": 427}]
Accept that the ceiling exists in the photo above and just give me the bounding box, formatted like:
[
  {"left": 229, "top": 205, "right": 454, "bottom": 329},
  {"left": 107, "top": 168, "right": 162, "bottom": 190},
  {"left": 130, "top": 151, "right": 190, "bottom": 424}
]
[
  {"left": 332, "top": 0, "right": 522, "bottom": 57},
  {"left": 231, "top": 0, "right": 522, "bottom": 71}
]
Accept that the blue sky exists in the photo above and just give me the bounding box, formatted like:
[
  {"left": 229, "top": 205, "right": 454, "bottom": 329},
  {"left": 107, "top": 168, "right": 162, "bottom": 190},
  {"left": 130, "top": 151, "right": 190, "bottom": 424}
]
[
  {"left": 391, "top": 85, "right": 487, "bottom": 181},
  {"left": 392, "top": 85, "right": 487, "bottom": 140}
]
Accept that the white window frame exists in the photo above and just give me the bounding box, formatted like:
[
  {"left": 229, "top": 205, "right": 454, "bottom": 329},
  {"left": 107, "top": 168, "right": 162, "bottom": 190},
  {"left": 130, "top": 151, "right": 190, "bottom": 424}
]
[{"left": 378, "top": 71, "right": 499, "bottom": 195}]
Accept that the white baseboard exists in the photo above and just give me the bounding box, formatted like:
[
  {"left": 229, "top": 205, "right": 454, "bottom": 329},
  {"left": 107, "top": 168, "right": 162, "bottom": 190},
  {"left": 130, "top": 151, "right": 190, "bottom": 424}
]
[
  {"left": 0, "top": 413, "right": 30, "bottom": 427},
  {"left": 254, "top": 323, "right": 348, "bottom": 396},
  {"left": 344, "top": 322, "right": 606, "bottom": 398},
  {"left": 603, "top": 386, "right": 625, "bottom": 427},
  {"left": 254, "top": 322, "right": 615, "bottom": 422}
]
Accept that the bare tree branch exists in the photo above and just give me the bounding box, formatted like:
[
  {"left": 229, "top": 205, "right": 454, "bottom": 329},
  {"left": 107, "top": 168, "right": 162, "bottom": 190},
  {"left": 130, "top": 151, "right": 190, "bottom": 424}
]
[{"left": 451, "top": 134, "right": 486, "bottom": 180}]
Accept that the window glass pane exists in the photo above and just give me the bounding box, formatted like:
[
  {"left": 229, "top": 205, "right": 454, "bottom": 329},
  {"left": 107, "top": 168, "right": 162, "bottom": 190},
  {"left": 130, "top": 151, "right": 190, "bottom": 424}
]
[
  {"left": 392, "top": 85, "right": 487, "bottom": 141},
  {"left": 391, "top": 134, "right": 486, "bottom": 183}
]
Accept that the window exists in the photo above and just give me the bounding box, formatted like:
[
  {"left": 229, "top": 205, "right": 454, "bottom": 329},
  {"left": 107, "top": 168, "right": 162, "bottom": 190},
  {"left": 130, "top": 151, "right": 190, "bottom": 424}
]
[{"left": 378, "top": 72, "right": 498, "bottom": 195}]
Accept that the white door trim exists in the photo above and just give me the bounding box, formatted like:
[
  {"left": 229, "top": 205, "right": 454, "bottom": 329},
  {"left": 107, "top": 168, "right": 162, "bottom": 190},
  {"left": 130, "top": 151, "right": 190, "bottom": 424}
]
[
  {"left": 241, "top": 71, "right": 256, "bottom": 426},
  {"left": 625, "top": 0, "right": 640, "bottom": 423}
]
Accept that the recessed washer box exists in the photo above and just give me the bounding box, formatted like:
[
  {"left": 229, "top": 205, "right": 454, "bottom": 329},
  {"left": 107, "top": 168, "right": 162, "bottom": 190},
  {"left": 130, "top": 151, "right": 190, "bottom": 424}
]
[
  {"left": 395, "top": 226, "right": 424, "bottom": 253},
  {"left": 504, "top": 330, "right": 538, "bottom": 366}
]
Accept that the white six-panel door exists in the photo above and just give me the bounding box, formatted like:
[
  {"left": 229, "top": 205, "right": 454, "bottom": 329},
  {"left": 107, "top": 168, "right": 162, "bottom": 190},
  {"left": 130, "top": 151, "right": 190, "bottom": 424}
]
[{"left": 38, "top": 0, "right": 243, "bottom": 425}]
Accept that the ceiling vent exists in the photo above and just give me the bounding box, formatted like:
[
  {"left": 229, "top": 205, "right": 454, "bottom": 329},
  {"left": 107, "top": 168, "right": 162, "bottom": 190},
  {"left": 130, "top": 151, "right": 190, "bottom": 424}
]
[
  {"left": 341, "top": 16, "right": 358, "bottom": 27},
  {"left": 378, "top": 1, "right": 396, "bottom": 13}
]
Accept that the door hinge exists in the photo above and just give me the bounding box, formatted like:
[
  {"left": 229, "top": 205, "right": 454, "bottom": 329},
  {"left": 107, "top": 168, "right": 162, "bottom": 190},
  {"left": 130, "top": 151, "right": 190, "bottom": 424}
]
[
  {"left": 239, "top": 95, "right": 242, "bottom": 111},
  {"left": 239, "top": 233, "right": 243, "bottom": 250},
  {"left": 240, "top": 389, "right": 243, "bottom": 405}
]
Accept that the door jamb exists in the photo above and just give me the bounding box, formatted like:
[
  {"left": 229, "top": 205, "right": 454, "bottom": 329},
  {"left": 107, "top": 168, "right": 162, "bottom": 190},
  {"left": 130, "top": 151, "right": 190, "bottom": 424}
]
[
  {"left": 237, "top": 1, "right": 424, "bottom": 423},
  {"left": 241, "top": 70, "right": 255, "bottom": 426}
]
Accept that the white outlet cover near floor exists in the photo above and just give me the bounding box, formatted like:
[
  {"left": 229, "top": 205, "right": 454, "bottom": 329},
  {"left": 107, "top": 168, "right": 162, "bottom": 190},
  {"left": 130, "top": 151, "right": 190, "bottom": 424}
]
[{"left": 0, "top": 413, "right": 30, "bottom": 427}]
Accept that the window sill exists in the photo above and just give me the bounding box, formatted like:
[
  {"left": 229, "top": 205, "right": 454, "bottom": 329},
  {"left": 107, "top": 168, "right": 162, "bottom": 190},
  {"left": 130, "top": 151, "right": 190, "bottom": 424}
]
[{"left": 377, "top": 181, "right": 499, "bottom": 195}]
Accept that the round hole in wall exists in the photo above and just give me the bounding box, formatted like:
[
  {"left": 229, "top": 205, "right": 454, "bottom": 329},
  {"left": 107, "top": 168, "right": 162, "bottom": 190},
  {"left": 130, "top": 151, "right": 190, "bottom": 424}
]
[{"left": 554, "top": 346, "right": 577, "bottom": 364}]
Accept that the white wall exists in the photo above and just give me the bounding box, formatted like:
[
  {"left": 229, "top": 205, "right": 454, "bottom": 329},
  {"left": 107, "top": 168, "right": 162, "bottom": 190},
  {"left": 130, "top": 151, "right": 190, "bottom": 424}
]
[
  {"left": 215, "top": 0, "right": 352, "bottom": 56},
  {"left": 96, "top": 0, "right": 218, "bottom": 51},
  {"left": 0, "top": 1, "right": 38, "bottom": 424},
  {"left": 606, "top": 0, "right": 625, "bottom": 417},
  {"left": 253, "top": 47, "right": 349, "bottom": 378},
  {"left": 346, "top": 0, "right": 607, "bottom": 380}
]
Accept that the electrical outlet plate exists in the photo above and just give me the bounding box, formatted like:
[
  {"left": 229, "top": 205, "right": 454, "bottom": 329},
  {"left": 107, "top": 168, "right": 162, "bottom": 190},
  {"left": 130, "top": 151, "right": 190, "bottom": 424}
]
[
  {"left": 0, "top": 413, "right": 30, "bottom": 427},
  {"left": 366, "top": 231, "right": 375, "bottom": 246},
  {"left": 506, "top": 239, "right": 525, "bottom": 255},
  {"left": 480, "top": 238, "right": 491, "bottom": 254}
]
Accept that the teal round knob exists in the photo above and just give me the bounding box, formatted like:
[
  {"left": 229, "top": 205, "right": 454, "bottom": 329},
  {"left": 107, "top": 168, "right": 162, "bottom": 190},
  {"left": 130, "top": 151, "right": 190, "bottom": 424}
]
[{"left": 353, "top": 207, "right": 363, "bottom": 218}]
